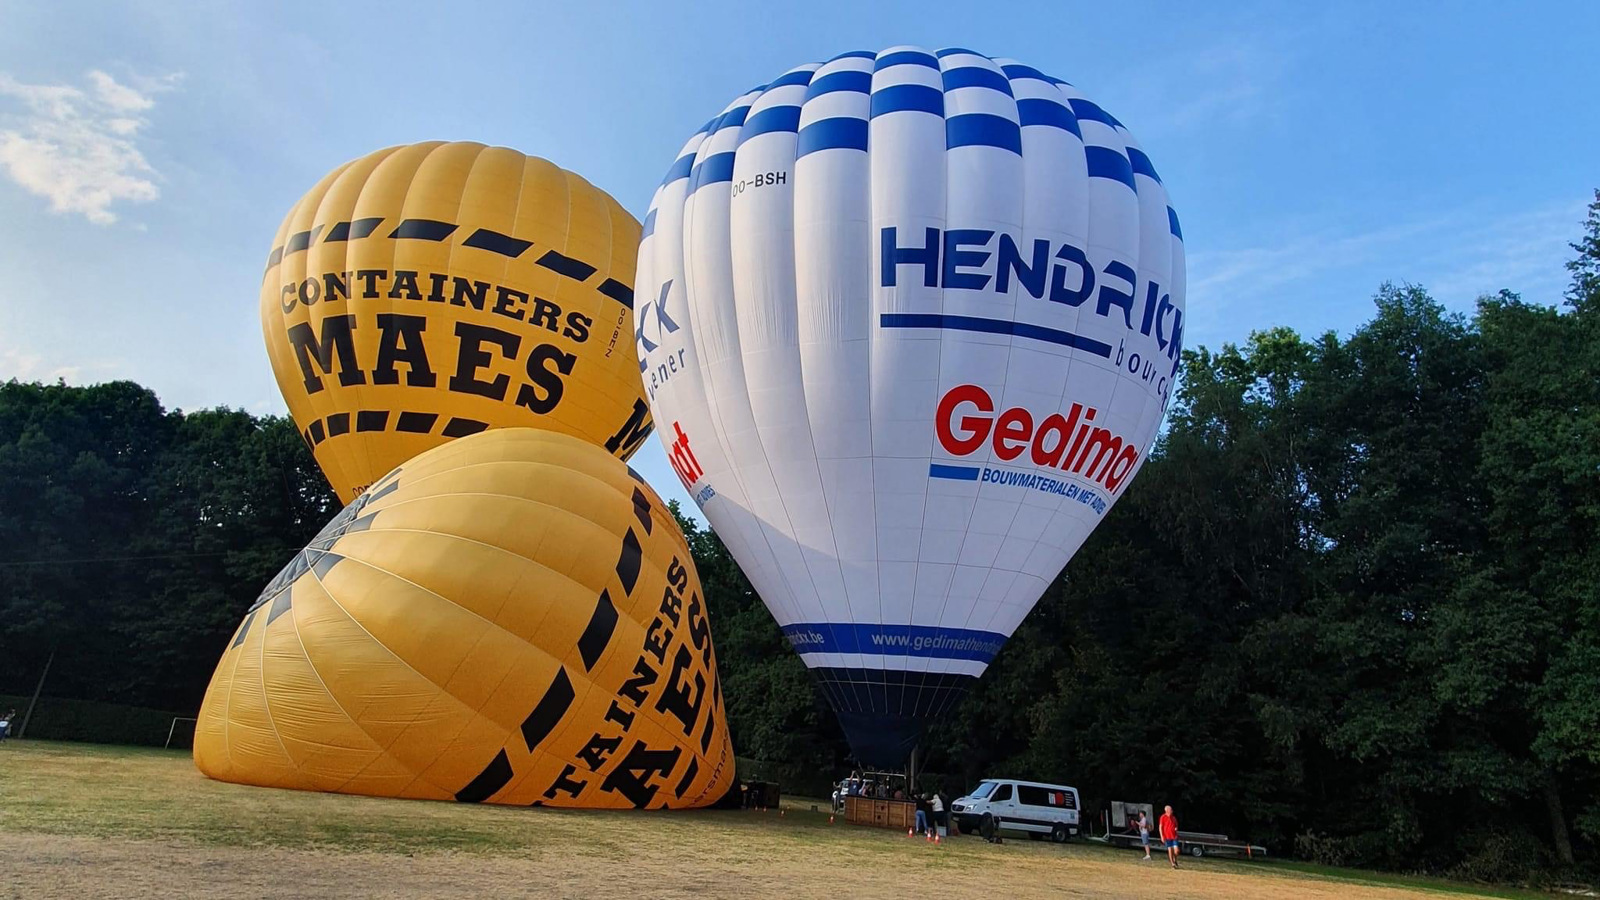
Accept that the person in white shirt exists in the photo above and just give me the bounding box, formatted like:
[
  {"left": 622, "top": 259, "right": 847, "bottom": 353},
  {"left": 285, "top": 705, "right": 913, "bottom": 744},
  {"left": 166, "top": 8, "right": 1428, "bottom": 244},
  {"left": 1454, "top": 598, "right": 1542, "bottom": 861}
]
[{"left": 930, "top": 792, "right": 945, "bottom": 834}]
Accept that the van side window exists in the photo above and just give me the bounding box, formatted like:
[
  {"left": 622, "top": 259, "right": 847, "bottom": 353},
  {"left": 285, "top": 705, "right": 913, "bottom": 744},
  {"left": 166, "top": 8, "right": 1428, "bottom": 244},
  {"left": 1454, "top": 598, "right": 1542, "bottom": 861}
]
[
  {"left": 991, "top": 783, "right": 1013, "bottom": 802},
  {"left": 1017, "top": 785, "right": 1048, "bottom": 807}
]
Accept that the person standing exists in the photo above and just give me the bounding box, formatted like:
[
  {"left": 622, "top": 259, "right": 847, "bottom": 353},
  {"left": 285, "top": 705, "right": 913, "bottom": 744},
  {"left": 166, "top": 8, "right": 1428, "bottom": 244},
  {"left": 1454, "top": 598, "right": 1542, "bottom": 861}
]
[
  {"left": 1137, "top": 810, "right": 1152, "bottom": 860},
  {"left": 930, "top": 791, "right": 945, "bottom": 836},
  {"left": 1159, "top": 805, "right": 1180, "bottom": 868}
]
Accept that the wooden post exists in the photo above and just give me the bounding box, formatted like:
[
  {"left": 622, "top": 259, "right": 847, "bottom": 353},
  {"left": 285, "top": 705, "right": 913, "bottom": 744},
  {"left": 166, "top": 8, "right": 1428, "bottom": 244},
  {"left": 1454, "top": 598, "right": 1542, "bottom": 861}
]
[{"left": 18, "top": 646, "right": 55, "bottom": 740}]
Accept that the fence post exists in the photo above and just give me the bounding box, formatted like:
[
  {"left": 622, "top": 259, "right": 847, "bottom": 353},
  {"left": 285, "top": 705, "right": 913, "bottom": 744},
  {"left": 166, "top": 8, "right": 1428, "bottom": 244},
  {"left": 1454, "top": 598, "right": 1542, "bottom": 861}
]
[{"left": 19, "top": 646, "right": 55, "bottom": 740}]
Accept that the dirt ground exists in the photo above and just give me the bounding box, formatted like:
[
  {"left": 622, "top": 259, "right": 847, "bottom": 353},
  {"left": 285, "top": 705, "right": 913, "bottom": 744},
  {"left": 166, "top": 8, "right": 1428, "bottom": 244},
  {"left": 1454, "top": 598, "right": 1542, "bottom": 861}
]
[
  {"left": 0, "top": 742, "right": 1545, "bottom": 900},
  {"left": 0, "top": 830, "right": 1496, "bottom": 900}
]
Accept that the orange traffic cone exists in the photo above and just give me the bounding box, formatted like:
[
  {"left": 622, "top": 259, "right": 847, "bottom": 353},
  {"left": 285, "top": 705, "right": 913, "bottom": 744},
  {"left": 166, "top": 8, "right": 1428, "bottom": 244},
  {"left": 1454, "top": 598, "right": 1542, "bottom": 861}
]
[
  {"left": 907, "top": 828, "right": 914, "bottom": 836},
  {"left": 829, "top": 815, "right": 835, "bottom": 824}
]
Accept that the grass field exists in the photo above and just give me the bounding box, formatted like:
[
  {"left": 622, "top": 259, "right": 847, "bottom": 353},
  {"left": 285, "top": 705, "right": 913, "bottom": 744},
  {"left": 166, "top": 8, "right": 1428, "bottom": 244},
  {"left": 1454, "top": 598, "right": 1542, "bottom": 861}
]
[{"left": 0, "top": 740, "right": 1562, "bottom": 900}]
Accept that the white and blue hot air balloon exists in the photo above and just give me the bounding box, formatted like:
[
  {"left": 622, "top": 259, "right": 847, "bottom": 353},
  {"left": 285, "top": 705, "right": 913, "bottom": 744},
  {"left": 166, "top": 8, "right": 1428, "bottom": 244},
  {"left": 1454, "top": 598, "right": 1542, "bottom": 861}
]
[{"left": 637, "top": 46, "right": 1185, "bottom": 766}]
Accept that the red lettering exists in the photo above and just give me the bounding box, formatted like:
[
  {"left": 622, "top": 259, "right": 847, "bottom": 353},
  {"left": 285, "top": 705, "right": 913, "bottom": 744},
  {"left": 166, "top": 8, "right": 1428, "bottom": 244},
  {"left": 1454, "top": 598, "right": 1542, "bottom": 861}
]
[
  {"left": 936, "top": 384, "right": 994, "bottom": 455},
  {"left": 993, "top": 407, "right": 1032, "bottom": 461}
]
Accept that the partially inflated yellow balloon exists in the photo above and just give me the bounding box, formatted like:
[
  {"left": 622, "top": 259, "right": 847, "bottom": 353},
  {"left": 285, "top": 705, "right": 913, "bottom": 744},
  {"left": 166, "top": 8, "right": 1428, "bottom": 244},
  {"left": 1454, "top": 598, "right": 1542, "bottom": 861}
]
[
  {"left": 261, "top": 142, "right": 653, "bottom": 503},
  {"left": 194, "top": 428, "right": 734, "bottom": 809}
]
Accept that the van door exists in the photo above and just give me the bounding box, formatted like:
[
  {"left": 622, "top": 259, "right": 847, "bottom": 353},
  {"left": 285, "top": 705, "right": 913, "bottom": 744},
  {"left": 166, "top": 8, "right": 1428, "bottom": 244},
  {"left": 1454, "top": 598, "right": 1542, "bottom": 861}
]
[
  {"left": 1014, "top": 784, "right": 1056, "bottom": 833},
  {"left": 988, "top": 782, "right": 1018, "bottom": 827}
]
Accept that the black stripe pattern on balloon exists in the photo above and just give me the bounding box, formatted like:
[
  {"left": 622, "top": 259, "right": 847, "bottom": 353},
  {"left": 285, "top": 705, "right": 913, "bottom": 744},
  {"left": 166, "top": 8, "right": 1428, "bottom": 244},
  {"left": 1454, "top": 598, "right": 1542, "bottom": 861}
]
[
  {"left": 299, "top": 411, "right": 487, "bottom": 453},
  {"left": 265, "top": 217, "right": 635, "bottom": 309},
  {"left": 456, "top": 485, "right": 659, "bottom": 804}
]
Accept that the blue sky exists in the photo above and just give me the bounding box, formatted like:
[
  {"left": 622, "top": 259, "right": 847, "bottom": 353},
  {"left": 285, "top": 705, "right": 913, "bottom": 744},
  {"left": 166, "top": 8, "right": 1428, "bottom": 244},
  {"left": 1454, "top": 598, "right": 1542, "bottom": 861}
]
[{"left": 2, "top": 0, "right": 1596, "bottom": 513}]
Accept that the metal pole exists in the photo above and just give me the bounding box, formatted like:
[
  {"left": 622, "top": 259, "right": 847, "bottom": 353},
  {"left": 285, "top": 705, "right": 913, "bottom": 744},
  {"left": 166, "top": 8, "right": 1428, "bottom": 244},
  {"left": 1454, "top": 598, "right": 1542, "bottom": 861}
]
[{"left": 19, "top": 646, "right": 55, "bottom": 740}]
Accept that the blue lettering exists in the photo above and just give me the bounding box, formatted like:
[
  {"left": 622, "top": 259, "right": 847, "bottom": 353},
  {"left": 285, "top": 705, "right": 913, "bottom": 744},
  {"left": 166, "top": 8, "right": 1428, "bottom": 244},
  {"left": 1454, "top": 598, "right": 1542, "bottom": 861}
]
[
  {"left": 942, "top": 229, "right": 994, "bottom": 291},
  {"left": 997, "top": 234, "right": 1049, "bottom": 298},
  {"left": 1049, "top": 244, "right": 1095, "bottom": 307},
  {"left": 880, "top": 226, "right": 940, "bottom": 288},
  {"left": 1096, "top": 260, "right": 1136, "bottom": 329}
]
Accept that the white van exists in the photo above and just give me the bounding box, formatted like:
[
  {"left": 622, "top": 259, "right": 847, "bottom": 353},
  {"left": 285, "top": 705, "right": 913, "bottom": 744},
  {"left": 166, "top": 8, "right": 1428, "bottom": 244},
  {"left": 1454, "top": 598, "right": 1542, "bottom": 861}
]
[{"left": 950, "top": 779, "right": 1081, "bottom": 842}]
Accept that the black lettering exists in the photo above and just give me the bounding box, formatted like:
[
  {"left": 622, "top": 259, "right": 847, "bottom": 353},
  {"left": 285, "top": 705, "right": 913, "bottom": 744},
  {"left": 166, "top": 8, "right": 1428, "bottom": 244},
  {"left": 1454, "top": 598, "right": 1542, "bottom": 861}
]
[
  {"left": 544, "top": 763, "right": 587, "bottom": 801},
  {"left": 323, "top": 271, "right": 350, "bottom": 304},
  {"left": 618, "top": 657, "right": 658, "bottom": 707},
  {"left": 643, "top": 616, "right": 671, "bottom": 665},
  {"left": 603, "top": 398, "right": 653, "bottom": 456},
  {"left": 599, "top": 741, "right": 681, "bottom": 809},
  {"left": 492, "top": 285, "right": 529, "bottom": 321},
  {"left": 666, "top": 557, "right": 690, "bottom": 595},
  {"left": 529, "top": 298, "right": 561, "bottom": 332},
  {"left": 388, "top": 269, "right": 422, "bottom": 300},
  {"left": 450, "top": 277, "right": 490, "bottom": 311},
  {"left": 576, "top": 731, "right": 622, "bottom": 772},
  {"left": 562, "top": 311, "right": 591, "bottom": 343},
  {"left": 427, "top": 271, "right": 448, "bottom": 303},
  {"left": 658, "top": 586, "right": 682, "bottom": 627},
  {"left": 355, "top": 269, "right": 386, "bottom": 297},
  {"left": 297, "top": 277, "right": 321, "bottom": 306},
  {"left": 373, "top": 314, "right": 436, "bottom": 387},
  {"left": 286, "top": 316, "right": 364, "bottom": 394},
  {"left": 654, "top": 645, "right": 705, "bottom": 737},
  {"left": 603, "top": 698, "right": 635, "bottom": 732},
  {"left": 687, "top": 594, "right": 712, "bottom": 665},
  {"left": 449, "top": 322, "right": 521, "bottom": 400},
  {"left": 514, "top": 343, "right": 575, "bottom": 414}
]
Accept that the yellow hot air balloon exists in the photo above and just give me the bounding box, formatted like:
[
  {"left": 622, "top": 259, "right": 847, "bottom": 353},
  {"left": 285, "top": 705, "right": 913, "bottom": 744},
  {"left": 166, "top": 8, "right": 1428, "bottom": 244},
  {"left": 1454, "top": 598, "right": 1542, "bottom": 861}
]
[
  {"left": 194, "top": 428, "right": 734, "bottom": 809},
  {"left": 262, "top": 142, "right": 654, "bottom": 503}
]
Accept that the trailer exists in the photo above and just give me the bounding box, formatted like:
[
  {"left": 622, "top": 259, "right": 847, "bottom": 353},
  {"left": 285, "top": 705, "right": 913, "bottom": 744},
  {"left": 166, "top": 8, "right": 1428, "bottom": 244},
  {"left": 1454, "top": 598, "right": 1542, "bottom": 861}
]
[{"left": 1093, "top": 801, "right": 1267, "bottom": 859}]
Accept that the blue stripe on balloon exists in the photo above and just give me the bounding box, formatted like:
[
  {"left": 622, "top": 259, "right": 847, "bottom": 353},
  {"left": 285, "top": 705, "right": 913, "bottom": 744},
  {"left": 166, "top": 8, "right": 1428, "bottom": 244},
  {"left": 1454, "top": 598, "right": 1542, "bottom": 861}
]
[
  {"left": 873, "top": 49, "right": 939, "bottom": 71},
  {"left": 1085, "top": 146, "right": 1136, "bottom": 190},
  {"left": 804, "top": 69, "right": 872, "bottom": 100},
  {"left": 1016, "top": 98, "right": 1081, "bottom": 137},
  {"left": 928, "top": 463, "right": 981, "bottom": 481},
  {"left": 1168, "top": 207, "right": 1183, "bottom": 239},
  {"left": 796, "top": 117, "right": 869, "bottom": 157},
  {"left": 713, "top": 105, "right": 750, "bottom": 130},
  {"left": 661, "top": 153, "right": 695, "bottom": 186},
  {"left": 941, "top": 66, "right": 1013, "bottom": 96},
  {"left": 780, "top": 622, "right": 1008, "bottom": 663},
  {"left": 879, "top": 312, "right": 1112, "bottom": 357},
  {"left": 829, "top": 49, "right": 877, "bottom": 62},
  {"left": 739, "top": 106, "right": 802, "bottom": 145},
  {"left": 1000, "top": 63, "right": 1065, "bottom": 85},
  {"left": 1127, "top": 147, "right": 1161, "bottom": 183},
  {"left": 767, "top": 69, "right": 815, "bottom": 90},
  {"left": 870, "top": 84, "right": 944, "bottom": 118},
  {"left": 689, "top": 152, "right": 736, "bottom": 191},
  {"left": 946, "top": 113, "right": 1022, "bottom": 154},
  {"left": 641, "top": 209, "right": 657, "bottom": 239},
  {"left": 1069, "top": 98, "right": 1121, "bottom": 129},
  {"left": 935, "top": 47, "right": 985, "bottom": 58}
]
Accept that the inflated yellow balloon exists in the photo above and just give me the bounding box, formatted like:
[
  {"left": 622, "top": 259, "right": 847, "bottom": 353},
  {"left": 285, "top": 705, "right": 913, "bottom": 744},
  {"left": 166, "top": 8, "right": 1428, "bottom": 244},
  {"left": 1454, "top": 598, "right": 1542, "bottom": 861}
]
[
  {"left": 194, "top": 428, "right": 734, "bottom": 809},
  {"left": 261, "top": 142, "right": 653, "bottom": 503}
]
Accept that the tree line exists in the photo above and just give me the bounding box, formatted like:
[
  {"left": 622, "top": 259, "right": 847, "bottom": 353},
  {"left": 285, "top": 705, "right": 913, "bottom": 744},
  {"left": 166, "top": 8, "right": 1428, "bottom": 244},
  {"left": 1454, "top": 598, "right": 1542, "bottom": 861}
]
[{"left": 3, "top": 194, "right": 1596, "bottom": 882}]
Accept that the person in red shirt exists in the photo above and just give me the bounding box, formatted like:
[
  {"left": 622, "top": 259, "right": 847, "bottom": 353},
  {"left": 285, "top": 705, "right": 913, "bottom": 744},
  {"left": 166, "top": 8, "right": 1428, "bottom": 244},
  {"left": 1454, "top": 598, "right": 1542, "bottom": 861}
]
[{"left": 1159, "top": 805, "right": 1181, "bottom": 868}]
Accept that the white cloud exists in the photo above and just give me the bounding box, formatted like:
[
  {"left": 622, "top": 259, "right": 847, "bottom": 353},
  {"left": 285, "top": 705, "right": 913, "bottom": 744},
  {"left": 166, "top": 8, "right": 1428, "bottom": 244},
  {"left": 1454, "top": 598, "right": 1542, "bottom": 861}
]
[
  {"left": 0, "top": 346, "right": 109, "bottom": 383},
  {"left": 0, "top": 68, "right": 181, "bottom": 225}
]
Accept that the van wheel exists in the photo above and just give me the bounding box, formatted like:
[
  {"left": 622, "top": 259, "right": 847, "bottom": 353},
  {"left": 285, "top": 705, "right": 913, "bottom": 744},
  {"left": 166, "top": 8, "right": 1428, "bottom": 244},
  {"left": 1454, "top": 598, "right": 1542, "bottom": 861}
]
[
  {"left": 1189, "top": 844, "right": 1205, "bottom": 858},
  {"left": 1051, "top": 824, "right": 1069, "bottom": 843}
]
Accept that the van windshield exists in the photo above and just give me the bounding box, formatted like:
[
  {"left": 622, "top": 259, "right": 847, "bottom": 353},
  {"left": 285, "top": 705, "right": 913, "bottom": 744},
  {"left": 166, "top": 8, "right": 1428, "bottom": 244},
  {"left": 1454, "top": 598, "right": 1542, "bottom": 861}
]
[{"left": 969, "top": 781, "right": 999, "bottom": 799}]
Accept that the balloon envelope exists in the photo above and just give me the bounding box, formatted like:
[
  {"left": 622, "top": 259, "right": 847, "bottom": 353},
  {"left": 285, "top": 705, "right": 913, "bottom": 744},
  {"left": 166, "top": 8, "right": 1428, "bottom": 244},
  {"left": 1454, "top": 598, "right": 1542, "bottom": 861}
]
[
  {"left": 262, "top": 142, "right": 654, "bottom": 504},
  {"left": 637, "top": 47, "right": 1185, "bottom": 765},
  {"left": 195, "top": 428, "right": 734, "bottom": 809}
]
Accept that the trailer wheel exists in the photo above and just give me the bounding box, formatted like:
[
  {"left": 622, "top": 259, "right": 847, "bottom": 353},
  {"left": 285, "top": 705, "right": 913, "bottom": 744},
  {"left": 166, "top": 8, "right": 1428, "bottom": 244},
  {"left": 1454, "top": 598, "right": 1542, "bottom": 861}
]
[
  {"left": 1051, "top": 823, "right": 1069, "bottom": 843},
  {"left": 1188, "top": 844, "right": 1205, "bottom": 858}
]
